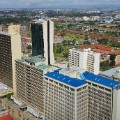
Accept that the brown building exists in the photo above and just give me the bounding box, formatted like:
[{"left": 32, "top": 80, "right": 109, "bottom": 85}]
[
  {"left": 0, "top": 24, "right": 21, "bottom": 93},
  {"left": 15, "top": 56, "right": 52, "bottom": 116}
]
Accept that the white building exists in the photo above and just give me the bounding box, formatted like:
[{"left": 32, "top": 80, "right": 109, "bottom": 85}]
[
  {"left": 44, "top": 69, "right": 88, "bottom": 120},
  {"left": 44, "top": 68, "right": 120, "bottom": 120},
  {"left": 82, "top": 71, "right": 120, "bottom": 120},
  {"left": 15, "top": 57, "right": 120, "bottom": 120},
  {"left": 31, "top": 19, "right": 54, "bottom": 65},
  {"left": 83, "top": 16, "right": 90, "bottom": 21},
  {"left": 69, "top": 48, "right": 100, "bottom": 74}
]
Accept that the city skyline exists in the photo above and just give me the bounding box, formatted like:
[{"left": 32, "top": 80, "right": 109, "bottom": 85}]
[{"left": 0, "top": 0, "right": 120, "bottom": 8}]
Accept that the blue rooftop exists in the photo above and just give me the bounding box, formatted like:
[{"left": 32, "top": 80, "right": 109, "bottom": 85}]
[
  {"left": 83, "top": 71, "right": 120, "bottom": 89},
  {"left": 44, "top": 70, "right": 87, "bottom": 88}
]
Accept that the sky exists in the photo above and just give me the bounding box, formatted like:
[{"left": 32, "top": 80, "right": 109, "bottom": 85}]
[{"left": 0, "top": 0, "right": 120, "bottom": 8}]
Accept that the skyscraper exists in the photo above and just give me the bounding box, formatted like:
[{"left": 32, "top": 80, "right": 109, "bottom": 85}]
[
  {"left": 0, "top": 24, "right": 21, "bottom": 93},
  {"left": 31, "top": 19, "right": 54, "bottom": 65}
]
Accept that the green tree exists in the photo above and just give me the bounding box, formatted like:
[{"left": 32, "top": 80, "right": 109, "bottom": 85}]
[
  {"left": 98, "top": 38, "right": 108, "bottom": 44},
  {"left": 54, "top": 43, "right": 63, "bottom": 53},
  {"left": 62, "top": 40, "right": 68, "bottom": 46},
  {"left": 109, "top": 61, "right": 115, "bottom": 67},
  {"left": 100, "top": 60, "right": 110, "bottom": 71},
  {"left": 83, "top": 41, "right": 91, "bottom": 45},
  {"left": 63, "top": 48, "right": 69, "bottom": 58},
  {"left": 110, "top": 55, "right": 116, "bottom": 61},
  {"left": 72, "top": 39, "right": 76, "bottom": 45},
  {"left": 26, "top": 45, "right": 32, "bottom": 49},
  {"left": 109, "top": 55, "right": 116, "bottom": 67},
  {"left": 6, "top": 93, "right": 13, "bottom": 100}
]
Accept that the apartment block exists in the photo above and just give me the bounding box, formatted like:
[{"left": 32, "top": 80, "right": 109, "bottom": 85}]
[
  {"left": 15, "top": 59, "right": 120, "bottom": 120},
  {"left": 0, "top": 24, "right": 21, "bottom": 93},
  {"left": 44, "top": 69, "right": 88, "bottom": 120},
  {"left": 69, "top": 48, "right": 100, "bottom": 74},
  {"left": 15, "top": 55, "right": 54, "bottom": 115},
  {"left": 43, "top": 68, "right": 120, "bottom": 120},
  {"left": 81, "top": 71, "right": 120, "bottom": 120}
]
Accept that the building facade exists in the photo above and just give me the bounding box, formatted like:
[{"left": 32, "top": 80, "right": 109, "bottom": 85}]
[
  {"left": 15, "top": 55, "right": 54, "bottom": 116},
  {"left": 0, "top": 24, "right": 21, "bottom": 93},
  {"left": 81, "top": 71, "right": 120, "bottom": 120},
  {"left": 31, "top": 19, "right": 54, "bottom": 65},
  {"left": 15, "top": 59, "right": 120, "bottom": 120},
  {"left": 44, "top": 69, "right": 88, "bottom": 120},
  {"left": 69, "top": 48, "right": 100, "bottom": 74}
]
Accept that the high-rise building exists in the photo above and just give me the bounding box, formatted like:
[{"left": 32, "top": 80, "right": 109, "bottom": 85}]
[
  {"left": 44, "top": 69, "right": 120, "bottom": 120},
  {"left": 44, "top": 69, "right": 88, "bottom": 120},
  {"left": 69, "top": 48, "right": 100, "bottom": 74},
  {"left": 15, "top": 55, "right": 54, "bottom": 117},
  {"left": 15, "top": 58, "right": 120, "bottom": 120},
  {"left": 81, "top": 71, "right": 120, "bottom": 120},
  {"left": 31, "top": 19, "right": 54, "bottom": 65},
  {"left": 0, "top": 24, "right": 21, "bottom": 93}
]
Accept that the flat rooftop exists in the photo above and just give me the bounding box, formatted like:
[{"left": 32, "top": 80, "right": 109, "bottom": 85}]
[
  {"left": 24, "top": 55, "right": 45, "bottom": 64},
  {"left": 32, "top": 19, "right": 45, "bottom": 24},
  {"left": 17, "top": 55, "right": 45, "bottom": 64},
  {"left": 0, "top": 82, "right": 11, "bottom": 92},
  {"left": 36, "top": 64, "right": 51, "bottom": 70},
  {"left": 0, "top": 32, "right": 10, "bottom": 36},
  {"left": 59, "top": 66, "right": 86, "bottom": 78},
  {"left": 16, "top": 55, "right": 51, "bottom": 70},
  {"left": 83, "top": 71, "right": 120, "bottom": 89},
  {"left": 44, "top": 69, "right": 87, "bottom": 88},
  {"left": 100, "top": 66, "right": 120, "bottom": 78}
]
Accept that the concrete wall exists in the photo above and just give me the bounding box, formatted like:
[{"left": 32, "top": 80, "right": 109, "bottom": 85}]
[
  {"left": 112, "top": 89, "right": 120, "bottom": 120},
  {"left": 8, "top": 25, "right": 20, "bottom": 35},
  {"left": 49, "top": 20, "right": 55, "bottom": 65},
  {"left": 11, "top": 34, "right": 22, "bottom": 94},
  {"left": 94, "top": 53, "right": 100, "bottom": 75}
]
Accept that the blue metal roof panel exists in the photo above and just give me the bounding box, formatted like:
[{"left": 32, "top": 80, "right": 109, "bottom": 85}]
[
  {"left": 44, "top": 70, "right": 87, "bottom": 88},
  {"left": 83, "top": 71, "right": 120, "bottom": 89}
]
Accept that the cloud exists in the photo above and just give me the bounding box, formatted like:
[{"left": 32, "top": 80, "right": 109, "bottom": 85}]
[{"left": 0, "top": 0, "right": 119, "bottom": 8}]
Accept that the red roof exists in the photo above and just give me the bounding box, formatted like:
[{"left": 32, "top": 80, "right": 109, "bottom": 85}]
[
  {"left": 22, "top": 36, "right": 30, "bottom": 41},
  {"left": 79, "top": 44, "right": 112, "bottom": 53},
  {"left": 109, "top": 51, "right": 120, "bottom": 55},
  {"left": 93, "top": 49, "right": 109, "bottom": 53},
  {"left": 0, "top": 115, "right": 13, "bottom": 120}
]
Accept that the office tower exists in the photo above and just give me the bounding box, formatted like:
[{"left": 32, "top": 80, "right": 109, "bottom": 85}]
[
  {"left": 0, "top": 24, "right": 21, "bottom": 93},
  {"left": 69, "top": 48, "right": 100, "bottom": 74},
  {"left": 15, "top": 55, "right": 53, "bottom": 115},
  {"left": 44, "top": 69, "right": 88, "bottom": 120},
  {"left": 81, "top": 71, "right": 120, "bottom": 120},
  {"left": 31, "top": 19, "right": 54, "bottom": 65}
]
